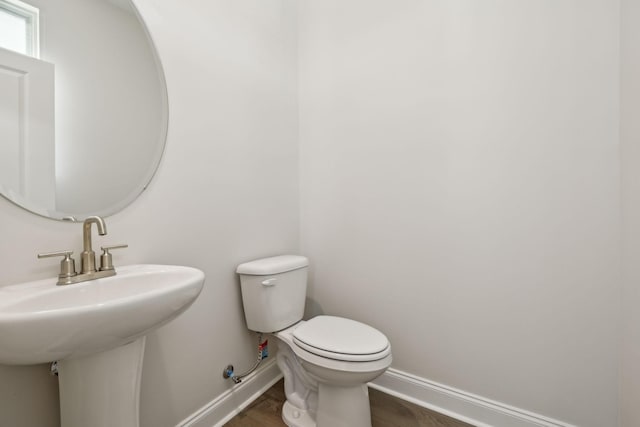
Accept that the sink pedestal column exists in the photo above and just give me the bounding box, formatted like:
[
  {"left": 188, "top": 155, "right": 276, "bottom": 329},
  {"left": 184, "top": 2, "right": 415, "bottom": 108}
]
[{"left": 57, "top": 337, "right": 146, "bottom": 427}]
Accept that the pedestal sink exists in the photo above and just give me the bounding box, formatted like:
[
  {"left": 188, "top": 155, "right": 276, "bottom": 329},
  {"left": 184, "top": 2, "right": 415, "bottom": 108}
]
[{"left": 0, "top": 264, "right": 205, "bottom": 427}]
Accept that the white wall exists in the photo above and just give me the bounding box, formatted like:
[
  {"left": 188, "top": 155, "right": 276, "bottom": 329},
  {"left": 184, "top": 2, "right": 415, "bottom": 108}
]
[
  {"left": 1, "top": 2, "right": 632, "bottom": 426},
  {"left": 621, "top": 0, "right": 640, "bottom": 425},
  {"left": 0, "top": 1, "right": 299, "bottom": 426},
  {"left": 298, "top": 1, "right": 620, "bottom": 426}
]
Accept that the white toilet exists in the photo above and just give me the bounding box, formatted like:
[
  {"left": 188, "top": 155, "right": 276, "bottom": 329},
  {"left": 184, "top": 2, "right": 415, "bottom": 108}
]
[{"left": 236, "top": 255, "right": 392, "bottom": 427}]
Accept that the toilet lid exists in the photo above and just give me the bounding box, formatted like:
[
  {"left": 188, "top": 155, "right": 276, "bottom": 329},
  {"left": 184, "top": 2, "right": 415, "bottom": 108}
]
[{"left": 293, "top": 316, "right": 390, "bottom": 362}]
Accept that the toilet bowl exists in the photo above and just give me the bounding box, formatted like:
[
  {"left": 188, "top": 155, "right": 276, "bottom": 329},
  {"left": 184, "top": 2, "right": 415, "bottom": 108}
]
[
  {"left": 275, "top": 317, "right": 392, "bottom": 427},
  {"left": 236, "top": 255, "right": 392, "bottom": 427}
]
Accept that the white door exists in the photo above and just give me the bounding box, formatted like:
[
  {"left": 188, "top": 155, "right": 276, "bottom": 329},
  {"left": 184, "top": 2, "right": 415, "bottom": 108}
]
[{"left": 0, "top": 47, "right": 55, "bottom": 211}]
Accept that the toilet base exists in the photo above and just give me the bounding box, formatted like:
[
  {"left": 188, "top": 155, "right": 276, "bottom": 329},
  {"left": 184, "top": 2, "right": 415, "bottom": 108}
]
[
  {"left": 282, "top": 383, "right": 372, "bottom": 427},
  {"left": 282, "top": 401, "right": 316, "bottom": 427},
  {"left": 315, "top": 382, "right": 372, "bottom": 427}
]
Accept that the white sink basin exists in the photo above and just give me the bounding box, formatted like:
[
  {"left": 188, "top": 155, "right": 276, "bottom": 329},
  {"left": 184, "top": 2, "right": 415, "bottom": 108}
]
[{"left": 0, "top": 264, "right": 204, "bottom": 365}]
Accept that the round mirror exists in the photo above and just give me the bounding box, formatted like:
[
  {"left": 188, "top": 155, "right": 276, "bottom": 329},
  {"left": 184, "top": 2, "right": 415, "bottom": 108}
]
[{"left": 0, "top": 0, "right": 167, "bottom": 221}]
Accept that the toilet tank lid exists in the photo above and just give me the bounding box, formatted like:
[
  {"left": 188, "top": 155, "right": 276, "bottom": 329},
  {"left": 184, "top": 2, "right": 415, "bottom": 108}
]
[{"left": 236, "top": 255, "right": 309, "bottom": 275}]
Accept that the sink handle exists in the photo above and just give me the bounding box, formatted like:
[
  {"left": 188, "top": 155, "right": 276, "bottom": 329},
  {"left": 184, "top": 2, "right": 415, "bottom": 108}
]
[
  {"left": 99, "top": 244, "right": 128, "bottom": 271},
  {"left": 37, "top": 250, "right": 77, "bottom": 280}
]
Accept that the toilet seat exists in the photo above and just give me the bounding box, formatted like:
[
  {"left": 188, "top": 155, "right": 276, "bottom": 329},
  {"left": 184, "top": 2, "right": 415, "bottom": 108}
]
[{"left": 292, "top": 316, "right": 391, "bottom": 362}]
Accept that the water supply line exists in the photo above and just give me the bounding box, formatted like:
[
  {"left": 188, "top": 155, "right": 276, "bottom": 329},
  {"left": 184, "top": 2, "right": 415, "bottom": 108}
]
[{"left": 222, "top": 332, "right": 267, "bottom": 384}]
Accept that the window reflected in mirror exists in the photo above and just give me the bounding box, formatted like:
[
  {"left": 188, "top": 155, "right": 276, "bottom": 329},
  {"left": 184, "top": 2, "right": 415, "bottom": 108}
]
[{"left": 0, "top": 0, "right": 39, "bottom": 57}]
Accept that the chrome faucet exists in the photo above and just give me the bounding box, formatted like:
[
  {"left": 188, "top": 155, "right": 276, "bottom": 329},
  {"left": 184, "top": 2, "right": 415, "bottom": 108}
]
[
  {"left": 37, "top": 216, "right": 128, "bottom": 285},
  {"left": 81, "top": 216, "right": 107, "bottom": 274}
]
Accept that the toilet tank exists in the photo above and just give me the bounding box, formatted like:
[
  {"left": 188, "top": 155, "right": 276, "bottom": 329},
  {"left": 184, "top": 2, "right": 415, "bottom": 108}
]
[{"left": 236, "top": 255, "right": 309, "bottom": 333}]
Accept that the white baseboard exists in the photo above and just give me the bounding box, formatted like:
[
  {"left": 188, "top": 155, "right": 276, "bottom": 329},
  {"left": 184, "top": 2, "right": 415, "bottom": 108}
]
[
  {"left": 176, "top": 358, "right": 283, "bottom": 427},
  {"left": 369, "top": 368, "right": 576, "bottom": 427},
  {"left": 176, "top": 361, "right": 574, "bottom": 427}
]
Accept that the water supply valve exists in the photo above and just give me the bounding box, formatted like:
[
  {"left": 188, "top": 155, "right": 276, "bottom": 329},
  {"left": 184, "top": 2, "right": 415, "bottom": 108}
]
[{"left": 221, "top": 333, "right": 267, "bottom": 385}]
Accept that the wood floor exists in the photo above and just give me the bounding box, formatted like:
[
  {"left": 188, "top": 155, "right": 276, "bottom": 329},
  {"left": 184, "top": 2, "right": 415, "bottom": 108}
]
[{"left": 225, "top": 379, "right": 473, "bottom": 427}]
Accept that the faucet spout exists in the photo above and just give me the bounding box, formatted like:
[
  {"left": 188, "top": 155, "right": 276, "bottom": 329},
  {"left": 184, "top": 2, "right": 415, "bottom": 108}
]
[
  {"left": 83, "top": 216, "right": 107, "bottom": 252},
  {"left": 81, "top": 216, "right": 107, "bottom": 273}
]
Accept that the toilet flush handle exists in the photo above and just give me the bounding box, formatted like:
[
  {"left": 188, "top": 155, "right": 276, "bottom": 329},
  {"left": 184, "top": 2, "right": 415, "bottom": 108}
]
[{"left": 261, "top": 278, "right": 277, "bottom": 287}]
